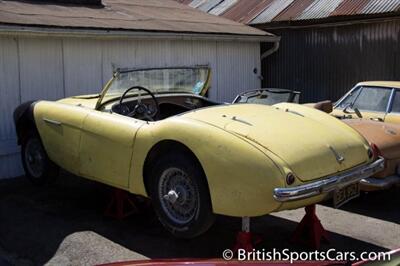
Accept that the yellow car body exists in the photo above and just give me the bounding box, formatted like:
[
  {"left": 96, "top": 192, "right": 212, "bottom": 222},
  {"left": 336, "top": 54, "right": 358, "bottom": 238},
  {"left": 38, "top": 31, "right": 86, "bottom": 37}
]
[
  {"left": 332, "top": 81, "right": 400, "bottom": 124},
  {"left": 14, "top": 67, "right": 384, "bottom": 237}
]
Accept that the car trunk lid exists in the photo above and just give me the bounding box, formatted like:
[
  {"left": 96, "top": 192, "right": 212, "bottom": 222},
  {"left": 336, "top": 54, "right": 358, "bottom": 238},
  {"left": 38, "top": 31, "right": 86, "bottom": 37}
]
[{"left": 182, "top": 104, "right": 369, "bottom": 182}]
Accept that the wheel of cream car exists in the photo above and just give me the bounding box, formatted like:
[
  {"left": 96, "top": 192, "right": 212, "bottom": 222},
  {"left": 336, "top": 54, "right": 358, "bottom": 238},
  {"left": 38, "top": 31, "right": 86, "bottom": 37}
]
[
  {"left": 21, "top": 132, "right": 59, "bottom": 185},
  {"left": 149, "top": 152, "right": 215, "bottom": 238}
]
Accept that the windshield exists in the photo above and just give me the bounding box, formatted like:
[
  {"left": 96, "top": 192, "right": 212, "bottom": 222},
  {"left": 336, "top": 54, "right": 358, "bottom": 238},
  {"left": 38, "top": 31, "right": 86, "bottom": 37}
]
[
  {"left": 105, "top": 67, "right": 210, "bottom": 100},
  {"left": 234, "top": 89, "right": 300, "bottom": 105},
  {"left": 336, "top": 86, "right": 361, "bottom": 109}
]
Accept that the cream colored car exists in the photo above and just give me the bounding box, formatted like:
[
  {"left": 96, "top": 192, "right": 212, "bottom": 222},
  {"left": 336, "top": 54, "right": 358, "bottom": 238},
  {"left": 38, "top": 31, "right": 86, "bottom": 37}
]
[
  {"left": 14, "top": 67, "right": 383, "bottom": 238},
  {"left": 332, "top": 81, "right": 400, "bottom": 124}
]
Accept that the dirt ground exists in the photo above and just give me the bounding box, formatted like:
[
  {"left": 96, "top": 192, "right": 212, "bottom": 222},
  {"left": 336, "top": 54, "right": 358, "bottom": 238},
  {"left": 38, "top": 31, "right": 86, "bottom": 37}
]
[{"left": 0, "top": 172, "right": 398, "bottom": 266}]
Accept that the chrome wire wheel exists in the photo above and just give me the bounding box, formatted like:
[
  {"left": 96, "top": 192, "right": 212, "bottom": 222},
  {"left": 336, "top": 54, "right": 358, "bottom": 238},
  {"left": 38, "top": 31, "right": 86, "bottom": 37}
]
[
  {"left": 24, "top": 138, "right": 45, "bottom": 178},
  {"left": 158, "top": 167, "right": 200, "bottom": 225}
]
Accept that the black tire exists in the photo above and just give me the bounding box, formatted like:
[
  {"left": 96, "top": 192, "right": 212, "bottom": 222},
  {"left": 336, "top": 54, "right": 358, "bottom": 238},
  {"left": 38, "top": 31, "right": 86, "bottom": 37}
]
[
  {"left": 148, "top": 152, "right": 215, "bottom": 238},
  {"left": 21, "top": 132, "right": 59, "bottom": 185}
]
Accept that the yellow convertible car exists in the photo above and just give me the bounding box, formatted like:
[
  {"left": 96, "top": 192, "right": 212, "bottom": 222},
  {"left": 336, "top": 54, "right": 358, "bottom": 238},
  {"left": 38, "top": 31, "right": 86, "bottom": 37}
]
[{"left": 14, "top": 67, "right": 384, "bottom": 238}]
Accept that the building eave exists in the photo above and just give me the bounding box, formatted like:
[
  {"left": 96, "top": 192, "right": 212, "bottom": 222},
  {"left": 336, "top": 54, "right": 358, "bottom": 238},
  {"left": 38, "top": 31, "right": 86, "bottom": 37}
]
[{"left": 0, "top": 24, "right": 280, "bottom": 42}]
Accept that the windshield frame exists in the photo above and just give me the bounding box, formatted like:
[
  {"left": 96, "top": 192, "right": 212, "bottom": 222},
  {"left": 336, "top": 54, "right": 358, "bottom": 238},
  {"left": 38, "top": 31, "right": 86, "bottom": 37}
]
[
  {"left": 334, "top": 85, "right": 362, "bottom": 109},
  {"left": 232, "top": 88, "right": 301, "bottom": 104},
  {"left": 95, "top": 66, "right": 211, "bottom": 110}
]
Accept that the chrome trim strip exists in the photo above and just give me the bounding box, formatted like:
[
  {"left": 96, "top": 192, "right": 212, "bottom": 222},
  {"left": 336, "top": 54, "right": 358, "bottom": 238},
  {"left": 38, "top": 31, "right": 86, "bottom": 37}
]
[
  {"left": 273, "top": 157, "right": 385, "bottom": 202},
  {"left": 43, "top": 118, "right": 62, "bottom": 126}
]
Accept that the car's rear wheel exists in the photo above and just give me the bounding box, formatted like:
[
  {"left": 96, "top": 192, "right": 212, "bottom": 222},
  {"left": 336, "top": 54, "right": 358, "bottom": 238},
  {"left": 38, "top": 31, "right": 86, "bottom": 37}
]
[
  {"left": 149, "top": 152, "right": 215, "bottom": 238},
  {"left": 21, "top": 132, "right": 59, "bottom": 185}
]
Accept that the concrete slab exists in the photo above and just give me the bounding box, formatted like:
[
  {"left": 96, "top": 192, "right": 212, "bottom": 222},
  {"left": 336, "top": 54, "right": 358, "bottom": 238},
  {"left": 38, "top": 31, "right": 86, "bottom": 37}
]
[
  {"left": 0, "top": 174, "right": 398, "bottom": 265},
  {"left": 272, "top": 205, "right": 400, "bottom": 249},
  {"left": 45, "top": 231, "right": 148, "bottom": 266}
]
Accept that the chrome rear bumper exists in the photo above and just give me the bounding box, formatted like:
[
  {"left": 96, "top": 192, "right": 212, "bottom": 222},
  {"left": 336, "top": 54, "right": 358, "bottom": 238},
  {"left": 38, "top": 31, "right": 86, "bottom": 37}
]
[
  {"left": 360, "top": 175, "right": 400, "bottom": 191},
  {"left": 274, "top": 157, "right": 385, "bottom": 202}
]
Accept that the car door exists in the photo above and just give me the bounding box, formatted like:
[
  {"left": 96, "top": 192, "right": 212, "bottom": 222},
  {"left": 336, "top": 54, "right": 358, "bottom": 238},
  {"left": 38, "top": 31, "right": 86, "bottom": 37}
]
[
  {"left": 34, "top": 101, "right": 91, "bottom": 175},
  {"left": 384, "top": 89, "right": 400, "bottom": 124},
  {"left": 79, "top": 111, "right": 145, "bottom": 188},
  {"left": 351, "top": 86, "right": 392, "bottom": 121}
]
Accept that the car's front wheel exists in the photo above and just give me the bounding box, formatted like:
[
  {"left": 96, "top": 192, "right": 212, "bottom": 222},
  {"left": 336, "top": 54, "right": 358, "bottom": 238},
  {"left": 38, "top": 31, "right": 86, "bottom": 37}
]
[
  {"left": 149, "top": 152, "right": 215, "bottom": 238},
  {"left": 21, "top": 132, "right": 59, "bottom": 185}
]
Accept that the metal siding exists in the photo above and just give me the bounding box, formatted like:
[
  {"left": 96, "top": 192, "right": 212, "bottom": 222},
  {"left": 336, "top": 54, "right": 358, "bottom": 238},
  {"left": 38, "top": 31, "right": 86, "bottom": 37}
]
[
  {"left": 262, "top": 20, "right": 400, "bottom": 103},
  {"left": 18, "top": 37, "right": 64, "bottom": 102},
  {"left": 0, "top": 37, "right": 23, "bottom": 178},
  {"left": 165, "top": 40, "right": 195, "bottom": 66},
  {"left": 102, "top": 40, "right": 139, "bottom": 82},
  {"left": 0, "top": 37, "right": 20, "bottom": 141},
  {"left": 252, "top": 0, "right": 295, "bottom": 24},
  {"left": 191, "top": 40, "right": 219, "bottom": 100},
  {"left": 216, "top": 42, "right": 261, "bottom": 102},
  {"left": 0, "top": 36, "right": 259, "bottom": 178},
  {"left": 63, "top": 39, "right": 103, "bottom": 96}
]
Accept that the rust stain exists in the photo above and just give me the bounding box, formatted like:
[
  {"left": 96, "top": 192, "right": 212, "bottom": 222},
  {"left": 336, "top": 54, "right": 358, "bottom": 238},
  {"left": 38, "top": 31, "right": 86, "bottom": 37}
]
[
  {"left": 180, "top": 0, "right": 400, "bottom": 24},
  {"left": 331, "top": 0, "right": 371, "bottom": 16},
  {"left": 272, "top": 0, "right": 315, "bottom": 21},
  {"left": 221, "top": 0, "right": 274, "bottom": 24}
]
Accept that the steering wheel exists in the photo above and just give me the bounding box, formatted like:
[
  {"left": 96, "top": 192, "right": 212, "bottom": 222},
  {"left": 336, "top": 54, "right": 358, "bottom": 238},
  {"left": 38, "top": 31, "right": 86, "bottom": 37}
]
[{"left": 119, "top": 86, "right": 160, "bottom": 120}]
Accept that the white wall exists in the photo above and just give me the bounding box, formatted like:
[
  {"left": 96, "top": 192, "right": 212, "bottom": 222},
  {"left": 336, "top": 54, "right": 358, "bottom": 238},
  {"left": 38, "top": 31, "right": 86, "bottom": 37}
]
[{"left": 0, "top": 35, "right": 261, "bottom": 179}]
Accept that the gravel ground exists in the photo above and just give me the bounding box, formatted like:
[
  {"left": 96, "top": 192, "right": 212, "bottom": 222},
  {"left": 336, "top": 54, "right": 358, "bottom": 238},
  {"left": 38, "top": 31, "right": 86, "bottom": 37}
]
[{"left": 0, "top": 173, "right": 398, "bottom": 265}]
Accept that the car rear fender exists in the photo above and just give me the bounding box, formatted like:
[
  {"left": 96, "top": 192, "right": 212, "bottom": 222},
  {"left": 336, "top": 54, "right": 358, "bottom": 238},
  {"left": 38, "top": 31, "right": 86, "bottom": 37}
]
[
  {"left": 13, "top": 101, "right": 38, "bottom": 144},
  {"left": 130, "top": 117, "right": 286, "bottom": 217}
]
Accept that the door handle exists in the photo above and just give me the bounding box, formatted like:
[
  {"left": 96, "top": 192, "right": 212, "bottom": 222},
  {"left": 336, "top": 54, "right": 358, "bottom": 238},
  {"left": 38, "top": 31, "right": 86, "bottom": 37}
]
[
  {"left": 43, "top": 118, "right": 62, "bottom": 126},
  {"left": 370, "top": 117, "right": 383, "bottom": 122}
]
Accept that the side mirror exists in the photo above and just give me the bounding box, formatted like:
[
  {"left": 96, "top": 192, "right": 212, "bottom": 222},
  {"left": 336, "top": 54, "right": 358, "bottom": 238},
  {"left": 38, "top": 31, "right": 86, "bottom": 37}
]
[
  {"left": 343, "top": 105, "right": 363, "bottom": 118},
  {"left": 343, "top": 105, "right": 353, "bottom": 114}
]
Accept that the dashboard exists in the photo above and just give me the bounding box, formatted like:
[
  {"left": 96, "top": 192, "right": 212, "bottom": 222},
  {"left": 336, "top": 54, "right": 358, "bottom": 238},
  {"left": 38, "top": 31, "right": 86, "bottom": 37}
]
[{"left": 111, "top": 94, "right": 219, "bottom": 120}]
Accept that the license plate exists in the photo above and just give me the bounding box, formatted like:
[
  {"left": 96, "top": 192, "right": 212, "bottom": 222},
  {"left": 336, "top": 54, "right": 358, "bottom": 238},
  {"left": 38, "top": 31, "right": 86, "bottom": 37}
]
[{"left": 333, "top": 182, "right": 360, "bottom": 208}]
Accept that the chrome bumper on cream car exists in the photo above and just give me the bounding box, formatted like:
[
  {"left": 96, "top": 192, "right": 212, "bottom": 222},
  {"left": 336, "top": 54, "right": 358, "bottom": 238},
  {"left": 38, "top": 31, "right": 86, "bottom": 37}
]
[
  {"left": 360, "top": 175, "right": 400, "bottom": 191},
  {"left": 273, "top": 157, "right": 385, "bottom": 202}
]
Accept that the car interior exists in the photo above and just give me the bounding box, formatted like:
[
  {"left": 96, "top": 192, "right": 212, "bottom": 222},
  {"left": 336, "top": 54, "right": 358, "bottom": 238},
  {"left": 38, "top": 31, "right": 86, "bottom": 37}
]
[{"left": 111, "top": 94, "right": 220, "bottom": 121}]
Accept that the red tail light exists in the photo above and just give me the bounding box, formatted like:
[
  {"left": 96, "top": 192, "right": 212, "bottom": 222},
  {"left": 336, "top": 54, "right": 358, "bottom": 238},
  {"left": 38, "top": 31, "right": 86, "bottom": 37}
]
[{"left": 369, "top": 143, "right": 381, "bottom": 160}]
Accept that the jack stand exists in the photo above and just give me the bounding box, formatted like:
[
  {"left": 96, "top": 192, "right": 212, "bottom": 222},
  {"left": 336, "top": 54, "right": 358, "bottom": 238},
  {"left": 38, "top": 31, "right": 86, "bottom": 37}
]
[
  {"left": 233, "top": 217, "right": 262, "bottom": 252},
  {"left": 104, "top": 188, "right": 139, "bottom": 220},
  {"left": 290, "top": 205, "right": 329, "bottom": 249}
]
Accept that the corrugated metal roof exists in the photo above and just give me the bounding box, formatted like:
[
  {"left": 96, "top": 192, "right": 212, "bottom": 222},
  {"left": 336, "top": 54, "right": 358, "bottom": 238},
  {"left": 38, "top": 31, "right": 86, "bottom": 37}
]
[
  {"left": 222, "top": 0, "right": 273, "bottom": 24},
  {"left": 209, "top": 0, "right": 238, "bottom": 15},
  {"left": 179, "top": 0, "right": 400, "bottom": 25},
  {"left": 272, "top": 0, "right": 315, "bottom": 21},
  {"left": 362, "top": 0, "right": 400, "bottom": 14},
  {"left": 197, "top": 0, "right": 223, "bottom": 12},
  {"left": 330, "top": 0, "right": 370, "bottom": 16},
  {"left": 189, "top": 0, "right": 207, "bottom": 8},
  {"left": 297, "top": 0, "right": 344, "bottom": 20},
  {"left": 252, "top": 0, "right": 295, "bottom": 24},
  {"left": 0, "top": 0, "right": 273, "bottom": 37}
]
